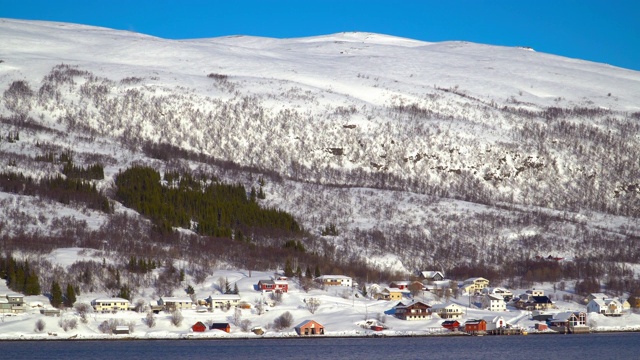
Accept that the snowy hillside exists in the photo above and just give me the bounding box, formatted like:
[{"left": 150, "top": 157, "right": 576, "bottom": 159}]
[{"left": 1, "top": 17, "right": 639, "bottom": 287}]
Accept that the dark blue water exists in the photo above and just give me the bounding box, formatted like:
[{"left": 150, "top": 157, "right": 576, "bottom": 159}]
[{"left": 1, "top": 332, "right": 638, "bottom": 359}]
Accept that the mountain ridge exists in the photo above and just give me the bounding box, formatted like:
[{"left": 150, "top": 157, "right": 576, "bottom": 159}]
[{"left": 0, "top": 19, "right": 639, "bottom": 286}]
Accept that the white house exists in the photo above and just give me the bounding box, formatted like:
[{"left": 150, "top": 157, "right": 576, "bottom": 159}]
[
  {"left": 430, "top": 303, "right": 464, "bottom": 319},
  {"left": 482, "top": 294, "right": 507, "bottom": 311},
  {"left": 482, "top": 287, "right": 514, "bottom": 301},
  {"left": 315, "top": 275, "right": 352, "bottom": 287},
  {"left": 207, "top": 294, "right": 241, "bottom": 309},
  {"left": 419, "top": 271, "right": 445, "bottom": 282},
  {"left": 587, "top": 296, "right": 623, "bottom": 316},
  {"left": 158, "top": 296, "right": 193, "bottom": 311},
  {"left": 91, "top": 297, "right": 130, "bottom": 313},
  {"left": 482, "top": 315, "right": 507, "bottom": 331}
]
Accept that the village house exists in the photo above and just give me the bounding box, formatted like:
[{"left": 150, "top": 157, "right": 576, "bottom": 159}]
[
  {"left": 526, "top": 289, "right": 545, "bottom": 297},
  {"left": 549, "top": 311, "right": 589, "bottom": 333},
  {"left": 207, "top": 294, "right": 241, "bottom": 309},
  {"left": 295, "top": 320, "right": 325, "bottom": 336},
  {"left": 482, "top": 294, "right": 507, "bottom": 311},
  {"left": 389, "top": 281, "right": 411, "bottom": 291},
  {"left": 394, "top": 300, "right": 432, "bottom": 321},
  {"left": 158, "top": 296, "right": 193, "bottom": 311},
  {"left": 460, "top": 277, "right": 490, "bottom": 294},
  {"left": 257, "top": 279, "right": 289, "bottom": 293},
  {"left": 482, "top": 315, "right": 507, "bottom": 333},
  {"left": 430, "top": 303, "right": 464, "bottom": 319},
  {"left": 91, "top": 297, "right": 130, "bottom": 313},
  {"left": 374, "top": 288, "right": 403, "bottom": 301},
  {"left": 513, "top": 295, "right": 554, "bottom": 311},
  {"left": 481, "top": 287, "right": 514, "bottom": 301},
  {"left": 419, "top": 271, "right": 445, "bottom": 282},
  {"left": 0, "top": 293, "right": 25, "bottom": 314},
  {"left": 315, "top": 275, "right": 353, "bottom": 287},
  {"left": 586, "top": 294, "right": 623, "bottom": 316}
]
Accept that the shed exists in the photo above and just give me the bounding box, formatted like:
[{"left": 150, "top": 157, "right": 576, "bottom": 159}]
[
  {"left": 441, "top": 320, "right": 461, "bottom": 331},
  {"left": 464, "top": 319, "right": 487, "bottom": 334},
  {"left": 210, "top": 323, "right": 231, "bottom": 333},
  {"left": 113, "top": 326, "right": 130, "bottom": 335},
  {"left": 40, "top": 308, "right": 61, "bottom": 317},
  {"left": 295, "top": 320, "right": 325, "bottom": 336},
  {"left": 192, "top": 321, "right": 207, "bottom": 332}
]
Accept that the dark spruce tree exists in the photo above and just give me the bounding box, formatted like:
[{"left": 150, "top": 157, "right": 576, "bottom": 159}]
[{"left": 50, "top": 281, "right": 63, "bottom": 308}]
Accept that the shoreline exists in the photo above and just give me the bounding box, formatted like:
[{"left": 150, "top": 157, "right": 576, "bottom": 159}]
[{"left": 2, "top": 327, "right": 639, "bottom": 341}]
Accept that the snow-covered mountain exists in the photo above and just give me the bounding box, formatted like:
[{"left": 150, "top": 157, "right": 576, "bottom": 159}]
[{"left": 1, "top": 18, "right": 639, "bottom": 278}]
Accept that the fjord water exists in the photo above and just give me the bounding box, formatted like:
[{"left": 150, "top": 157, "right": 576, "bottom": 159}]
[{"left": 1, "top": 333, "right": 638, "bottom": 359}]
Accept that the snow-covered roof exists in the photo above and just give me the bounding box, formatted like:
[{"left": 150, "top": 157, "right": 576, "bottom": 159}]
[
  {"left": 482, "top": 315, "right": 505, "bottom": 324},
  {"left": 295, "top": 320, "right": 323, "bottom": 329},
  {"left": 317, "top": 275, "right": 352, "bottom": 280},
  {"left": 431, "top": 303, "right": 462, "bottom": 311},
  {"left": 420, "top": 271, "right": 444, "bottom": 278},
  {"left": 390, "top": 281, "right": 411, "bottom": 285},
  {"left": 160, "top": 297, "right": 193, "bottom": 303},
  {"left": 208, "top": 294, "right": 241, "bottom": 300},
  {"left": 92, "top": 297, "right": 129, "bottom": 303}
]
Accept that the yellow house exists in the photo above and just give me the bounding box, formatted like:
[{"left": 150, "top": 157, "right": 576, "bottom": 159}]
[
  {"left": 461, "top": 277, "right": 490, "bottom": 294},
  {"left": 91, "top": 297, "right": 130, "bottom": 313},
  {"left": 375, "top": 288, "right": 403, "bottom": 301}
]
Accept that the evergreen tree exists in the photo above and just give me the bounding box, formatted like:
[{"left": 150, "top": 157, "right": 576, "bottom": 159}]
[
  {"left": 224, "top": 278, "right": 232, "bottom": 294},
  {"left": 295, "top": 265, "right": 302, "bottom": 278},
  {"left": 284, "top": 259, "right": 294, "bottom": 278},
  {"left": 24, "top": 269, "right": 41, "bottom": 295},
  {"left": 64, "top": 283, "right": 77, "bottom": 307},
  {"left": 305, "top": 266, "right": 312, "bottom": 279},
  {"left": 117, "top": 284, "right": 131, "bottom": 301},
  {"left": 233, "top": 283, "right": 239, "bottom": 295},
  {"left": 185, "top": 284, "right": 195, "bottom": 295},
  {"left": 361, "top": 284, "right": 368, "bottom": 298},
  {"left": 314, "top": 265, "right": 321, "bottom": 278},
  {"left": 50, "top": 281, "right": 63, "bottom": 308}
]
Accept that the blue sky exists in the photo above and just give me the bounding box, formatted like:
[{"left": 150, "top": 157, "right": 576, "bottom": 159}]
[{"left": 3, "top": 0, "right": 640, "bottom": 71}]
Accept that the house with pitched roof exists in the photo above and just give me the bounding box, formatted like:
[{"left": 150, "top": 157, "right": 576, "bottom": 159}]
[
  {"left": 375, "top": 288, "right": 403, "bottom": 301},
  {"left": 394, "top": 300, "right": 432, "bottom": 321},
  {"left": 482, "top": 294, "right": 507, "bottom": 311},
  {"left": 587, "top": 295, "right": 623, "bottom": 316},
  {"left": 315, "top": 275, "right": 352, "bottom": 287},
  {"left": 430, "top": 303, "right": 464, "bottom": 319}
]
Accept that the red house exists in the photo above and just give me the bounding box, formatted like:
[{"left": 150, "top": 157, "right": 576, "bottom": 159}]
[
  {"left": 192, "top": 321, "right": 207, "bottom": 332},
  {"left": 389, "top": 281, "right": 410, "bottom": 290},
  {"left": 464, "top": 319, "right": 487, "bottom": 334},
  {"left": 258, "top": 279, "right": 289, "bottom": 293},
  {"left": 441, "top": 320, "right": 461, "bottom": 331}
]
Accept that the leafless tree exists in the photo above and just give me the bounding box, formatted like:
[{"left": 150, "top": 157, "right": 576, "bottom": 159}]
[
  {"left": 254, "top": 298, "right": 265, "bottom": 315},
  {"left": 306, "top": 297, "right": 321, "bottom": 314},
  {"left": 144, "top": 312, "right": 156, "bottom": 328},
  {"left": 240, "top": 319, "right": 252, "bottom": 332},
  {"left": 35, "top": 319, "right": 46, "bottom": 332},
  {"left": 232, "top": 307, "right": 242, "bottom": 326},
  {"left": 273, "top": 311, "right": 293, "bottom": 330},
  {"left": 170, "top": 310, "right": 183, "bottom": 327}
]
